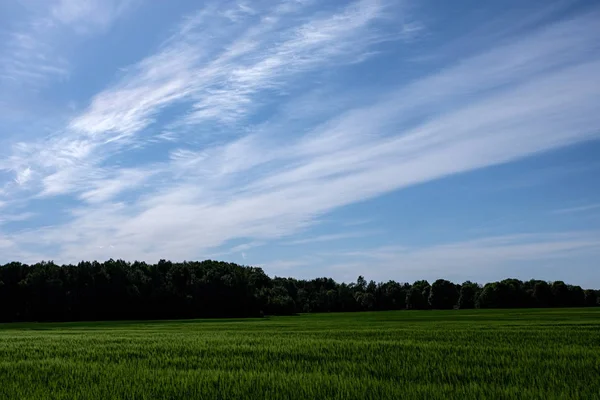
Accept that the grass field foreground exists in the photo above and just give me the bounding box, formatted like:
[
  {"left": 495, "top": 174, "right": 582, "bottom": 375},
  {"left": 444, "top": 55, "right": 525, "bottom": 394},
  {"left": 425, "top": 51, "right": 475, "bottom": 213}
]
[{"left": 0, "top": 309, "right": 599, "bottom": 399}]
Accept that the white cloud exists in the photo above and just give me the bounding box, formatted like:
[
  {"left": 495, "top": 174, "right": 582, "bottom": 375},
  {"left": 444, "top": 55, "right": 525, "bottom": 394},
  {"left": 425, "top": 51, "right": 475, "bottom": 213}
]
[
  {"left": 14, "top": 167, "right": 33, "bottom": 186},
  {"left": 2, "top": 0, "right": 401, "bottom": 209},
  {"left": 227, "top": 242, "right": 266, "bottom": 253},
  {"left": 78, "top": 168, "right": 158, "bottom": 204},
  {"left": 0, "top": 212, "right": 37, "bottom": 225},
  {"left": 321, "top": 231, "right": 600, "bottom": 284},
  {"left": 69, "top": 0, "right": 395, "bottom": 141},
  {"left": 0, "top": 2, "right": 599, "bottom": 276},
  {"left": 552, "top": 204, "right": 600, "bottom": 214},
  {"left": 0, "top": 26, "right": 69, "bottom": 87},
  {"left": 51, "top": 0, "right": 136, "bottom": 33},
  {"left": 284, "top": 231, "right": 381, "bottom": 245},
  {"left": 0, "top": 0, "right": 136, "bottom": 88}
]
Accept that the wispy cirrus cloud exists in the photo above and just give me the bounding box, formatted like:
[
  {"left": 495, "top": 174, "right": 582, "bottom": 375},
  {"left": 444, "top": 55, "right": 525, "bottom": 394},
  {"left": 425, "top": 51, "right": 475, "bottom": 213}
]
[
  {"left": 0, "top": 212, "right": 37, "bottom": 225},
  {"left": 2, "top": 0, "right": 405, "bottom": 201},
  {"left": 552, "top": 204, "right": 600, "bottom": 214},
  {"left": 0, "top": 0, "right": 136, "bottom": 88},
  {"left": 321, "top": 231, "right": 600, "bottom": 284},
  {"left": 69, "top": 0, "right": 401, "bottom": 140},
  {"left": 0, "top": 22, "right": 69, "bottom": 87},
  {"left": 284, "top": 231, "right": 382, "bottom": 245},
  {"left": 51, "top": 0, "right": 138, "bottom": 33},
  {"left": 0, "top": 1, "right": 599, "bottom": 282}
]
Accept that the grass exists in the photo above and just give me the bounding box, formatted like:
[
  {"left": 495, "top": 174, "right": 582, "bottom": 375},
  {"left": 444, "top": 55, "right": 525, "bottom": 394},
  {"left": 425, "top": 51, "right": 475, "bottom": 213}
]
[{"left": 0, "top": 308, "right": 598, "bottom": 399}]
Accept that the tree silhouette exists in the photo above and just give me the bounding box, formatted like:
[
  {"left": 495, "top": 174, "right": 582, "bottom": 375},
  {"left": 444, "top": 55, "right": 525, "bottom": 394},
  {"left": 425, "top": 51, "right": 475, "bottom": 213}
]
[
  {"left": 429, "top": 279, "right": 459, "bottom": 309},
  {"left": 0, "top": 260, "right": 596, "bottom": 322},
  {"left": 457, "top": 281, "right": 479, "bottom": 309}
]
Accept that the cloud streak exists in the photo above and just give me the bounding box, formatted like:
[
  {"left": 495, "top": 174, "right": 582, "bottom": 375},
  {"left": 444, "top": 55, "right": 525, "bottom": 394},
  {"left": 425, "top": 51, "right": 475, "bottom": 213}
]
[
  {"left": 51, "top": 0, "right": 137, "bottom": 33},
  {"left": 318, "top": 230, "right": 600, "bottom": 285},
  {"left": 2, "top": 0, "right": 399, "bottom": 201},
  {"left": 0, "top": 0, "right": 135, "bottom": 88},
  {"left": 0, "top": 1, "right": 599, "bottom": 279},
  {"left": 552, "top": 204, "right": 600, "bottom": 214},
  {"left": 284, "top": 231, "right": 382, "bottom": 245}
]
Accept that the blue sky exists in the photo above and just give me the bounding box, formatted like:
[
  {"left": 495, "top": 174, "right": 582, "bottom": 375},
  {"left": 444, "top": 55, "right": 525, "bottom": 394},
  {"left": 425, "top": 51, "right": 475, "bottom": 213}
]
[{"left": 1, "top": 0, "right": 599, "bottom": 287}]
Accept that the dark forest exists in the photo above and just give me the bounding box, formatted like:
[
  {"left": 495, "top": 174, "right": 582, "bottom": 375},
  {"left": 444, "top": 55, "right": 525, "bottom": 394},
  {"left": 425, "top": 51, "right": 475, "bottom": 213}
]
[{"left": 0, "top": 259, "right": 598, "bottom": 322}]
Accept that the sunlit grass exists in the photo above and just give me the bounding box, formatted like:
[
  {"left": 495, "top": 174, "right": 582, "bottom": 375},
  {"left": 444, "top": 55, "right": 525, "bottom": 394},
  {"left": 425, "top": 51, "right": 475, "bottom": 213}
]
[{"left": 0, "top": 309, "right": 598, "bottom": 399}]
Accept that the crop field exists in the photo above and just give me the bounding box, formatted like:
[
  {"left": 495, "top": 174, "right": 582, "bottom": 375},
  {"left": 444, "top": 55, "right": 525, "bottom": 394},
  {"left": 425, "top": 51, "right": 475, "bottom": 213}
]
[{"left": 0, "top": 309, "right": 599, "bottom": 399}]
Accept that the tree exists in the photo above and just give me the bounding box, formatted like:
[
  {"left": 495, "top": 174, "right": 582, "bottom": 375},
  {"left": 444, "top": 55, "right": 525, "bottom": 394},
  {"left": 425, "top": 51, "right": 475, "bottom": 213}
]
[
  {"left": 411, "top": 280, "right": 431, "bottom": 310},
  {"left": 0, "top": 260, "right": 596, "bottom": 323},
  {"left": 457, "top": 281, "right": 479, "bottom": 309},
  {"left": 355, "top": 276, "right": 367, "bottom": 292},
  {"left": 551, "top": 281, "right": 570, "bottom": 307},
  {"left": 476, "top": 281, "right": 515, "bottom": 309},
  {"left": 476, "top": 283, "right": 497, "bottom": 308},
  {"left": 584, "top": 290, "right": 598, "bottom": 307},
  {"left": 263, "top": 286, "right": 296, "bottom": 315},
  {"left": 567, "top": 285, "right": 586, "bottom": 307},
  {"left": 406, "top": 283, "right": 428, "bottom": 310},
  {"left": 378, "top": 281, "right": 407, "bottom": 310},
  {"left": 428, "top": 279, "right": 459, "bottom": 309},
  {"left": 500, "top": 279, "right": 527, "bottom": 308},
  {"left": 355, "top": 292, "right": 376, "bottom": 310},
  {"left": 533, "top": 281, "right": 553, "bottom": 307}
]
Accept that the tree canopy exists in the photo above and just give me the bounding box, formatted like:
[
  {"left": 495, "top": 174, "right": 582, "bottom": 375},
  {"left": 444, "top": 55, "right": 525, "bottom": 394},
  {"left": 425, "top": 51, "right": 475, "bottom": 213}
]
[{"left": 0, "top": 259, "right": 597, "bottom": 322}]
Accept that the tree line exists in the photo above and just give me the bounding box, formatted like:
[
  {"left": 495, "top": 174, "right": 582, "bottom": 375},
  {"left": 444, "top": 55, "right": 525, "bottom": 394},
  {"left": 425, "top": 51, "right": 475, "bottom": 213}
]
[{"left": 0, "top": 259, "right": 598, "bottom": 322}]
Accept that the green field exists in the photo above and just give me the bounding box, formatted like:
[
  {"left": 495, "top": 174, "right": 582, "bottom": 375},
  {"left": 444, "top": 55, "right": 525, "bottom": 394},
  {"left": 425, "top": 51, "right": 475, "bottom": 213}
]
[{"left": 0, "top": 309, "right": 599, "bottom": 399}]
